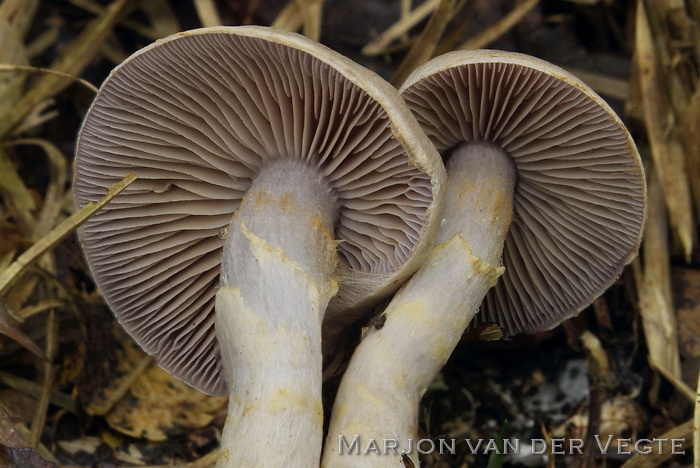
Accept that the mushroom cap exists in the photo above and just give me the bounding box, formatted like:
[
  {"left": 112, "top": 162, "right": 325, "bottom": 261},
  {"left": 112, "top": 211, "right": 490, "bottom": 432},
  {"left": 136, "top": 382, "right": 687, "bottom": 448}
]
[
  {"left": 400, "top": 50, "right": 645, "bottom": 336},
  {"left": 74, "top": 26, "right": 444, "bottom": 395}
]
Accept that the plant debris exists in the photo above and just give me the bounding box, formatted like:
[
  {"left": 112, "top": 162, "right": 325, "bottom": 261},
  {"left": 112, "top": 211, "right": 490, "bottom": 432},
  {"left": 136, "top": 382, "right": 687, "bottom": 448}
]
[{"left": 0, "top": 0, "right": 698, "bottom": 466}]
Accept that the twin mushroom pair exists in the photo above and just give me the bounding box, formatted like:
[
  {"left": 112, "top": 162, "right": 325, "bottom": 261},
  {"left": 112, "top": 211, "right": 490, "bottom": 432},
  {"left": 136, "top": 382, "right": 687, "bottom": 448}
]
[{"left": 74, "top": 27, "right": 646, "bottom": 467}]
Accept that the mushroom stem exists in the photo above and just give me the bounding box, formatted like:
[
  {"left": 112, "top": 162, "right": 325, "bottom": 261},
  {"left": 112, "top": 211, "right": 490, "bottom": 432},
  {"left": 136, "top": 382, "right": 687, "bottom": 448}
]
[
  {"left": 216, "top": 158, "right": 338, "bottom": 467},
  {"left": 323, "top": 142, "right": 515, "bottom": 468}
]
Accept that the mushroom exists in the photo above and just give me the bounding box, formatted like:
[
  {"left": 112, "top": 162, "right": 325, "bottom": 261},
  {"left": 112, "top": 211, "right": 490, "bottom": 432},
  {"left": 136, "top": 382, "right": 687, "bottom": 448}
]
[
  {"left": 323, "top": 50, "right": 646, "bottom": 467},
  {"left": 73, "top": 26, "right": 445, "bottom": 466}
]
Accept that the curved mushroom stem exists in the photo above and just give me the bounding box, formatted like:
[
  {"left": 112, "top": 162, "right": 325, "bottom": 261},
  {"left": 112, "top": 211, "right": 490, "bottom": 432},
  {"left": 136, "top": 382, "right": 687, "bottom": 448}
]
[
  {"left": 322, "top": 142, "right": 515, "bottom": 468},
  {"left": 216, "top": 158, "right": 338, "bottom": 467}
]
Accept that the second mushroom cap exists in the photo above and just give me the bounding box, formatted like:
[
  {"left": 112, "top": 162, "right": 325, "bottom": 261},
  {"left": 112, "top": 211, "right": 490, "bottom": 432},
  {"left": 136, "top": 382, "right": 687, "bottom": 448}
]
[{"left": 400, "top": 50, "right": 646, "bottom": 335}]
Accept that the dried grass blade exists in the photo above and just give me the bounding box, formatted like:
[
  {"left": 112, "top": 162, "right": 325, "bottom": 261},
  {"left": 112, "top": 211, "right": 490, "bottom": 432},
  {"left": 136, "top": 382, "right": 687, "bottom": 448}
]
[
  {"left": 651, "top": 0, "right": 694, "bottom": 109},
  {"left": 683, "top": 89, "right": 700, "bottom": 224},
  {"left": 636, "top": 0, "right": 695, "bottom": 261},
  {"left": 0, "top": 0, "right": 39, "bottom": 34},
  {"left": 563, "top": 67, "right": 629, "bottom": 101},
  {"left": 88, "top": 355, "right": 153, "bottom": 416},
  {"left": 71, "top": 0, "right": 176, "bottom": 41},
  {"left": 299, "top": 0, "right": 323, "bottom": 42},
  {"left": 433, "top": 0, "right": 478, "bottom": 56},
  {"left": 579, "top": 330, "right": 609, "bottom": 468},
  {"left": 0, "top": 65, "right": 98, "bottom": 94},
  {"left": 0, "top": 3, "right": 31, "bottom": 115},
  {"left": 26, "top": 24, "right": 59, "bottom": 59},
  {"left": 391, "top": 0, "right": 457, "bottom": 87},
  {"left": 134, "top": 449, "right": 218, "bottom": 468},
  {"left": 619, "top": 419, "right": 692, "bottom": 467},
  {"left": 456, "top": 0, "right": 540, "bottom": 50},
  {"left": 0, "top": 301, "right": 47, "bottom": 360},
  {"left": 28, "top": 308, "right": 57, "bottom": 447},
  {"left": 690, "top": 0, "right": 700, "bottom": 62},
  {"left": 0, "top": 252, "right": 15, "bottom": 271},
  {"left": 0, "top": 371, "right": 75, "bottom": 411},
  {"left": 0, "top": 0, "right": 135, "bottom": 139},
  {"left": 0, "top": 173, "right": 137, "bottom": 298},
  {"left": 0, "top": 3, "right": 38, "bottom": 235},
  {"left": 140, "top": 0, "right": 181, "bottom": 39},
  {"left": 193, "top": 0, "right": 221, "bottom": 27},
  {"left": 696, "top": 369, "right": 700, "bottom": 468},
  {"left": 12, "top": 423, "right": 59, "bottom": 464},
  {"left": 5, "top": 139, "right": 68, "bottom": 240},
  {"left": 637, "top": 167, "right": 683, "bottom": 385},
  {"left": 0, "top": 147, "right": 35, "bottom": 234},
  {"left": 362, "top": 0, "right": 440, "bottom": 56},
  {"left": 17, "top": 298, "right": 64, "bottom": 321},
  {"left": 271, "top": 1, "right": 303, "bottom": 32},
  {"left": 401, "top": 0, "right": 412, "bottom": 41}
]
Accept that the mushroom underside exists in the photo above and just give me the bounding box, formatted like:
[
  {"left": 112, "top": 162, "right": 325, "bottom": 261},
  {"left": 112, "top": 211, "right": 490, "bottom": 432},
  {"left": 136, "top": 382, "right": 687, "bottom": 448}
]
[{"left": 75, "top": 28, "right": 436, "bottom": 395}]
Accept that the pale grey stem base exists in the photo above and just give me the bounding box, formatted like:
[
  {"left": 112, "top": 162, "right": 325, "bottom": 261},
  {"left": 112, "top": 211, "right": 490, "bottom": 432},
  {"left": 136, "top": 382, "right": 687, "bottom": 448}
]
[
  {"left": 323, "top": 142, "right": 516, "bottom": 468},
  {"left": 215, "top": 158, "right": 338, "bottom": 467}
]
